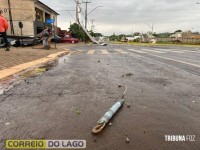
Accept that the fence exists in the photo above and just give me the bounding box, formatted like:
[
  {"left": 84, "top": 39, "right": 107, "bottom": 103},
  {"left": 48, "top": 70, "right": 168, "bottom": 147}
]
[{"left": 156, "top": 38, "right": 200, "bottom": 44}]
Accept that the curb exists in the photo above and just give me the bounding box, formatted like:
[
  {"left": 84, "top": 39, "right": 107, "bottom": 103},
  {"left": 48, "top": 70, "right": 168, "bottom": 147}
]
[{"left": 0, "top": 50, "right": 70, "bottom": 80}]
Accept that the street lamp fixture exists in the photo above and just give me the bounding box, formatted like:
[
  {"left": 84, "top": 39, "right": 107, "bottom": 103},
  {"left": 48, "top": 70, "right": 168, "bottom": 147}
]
[{"left": 87, "top": 6, "right": 104, "bottom": 16}]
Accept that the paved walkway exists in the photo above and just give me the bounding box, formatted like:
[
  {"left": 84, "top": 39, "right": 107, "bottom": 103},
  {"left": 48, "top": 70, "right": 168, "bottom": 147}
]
[{"left": 0, "top": 44, "right": 69, "bottom": 70}]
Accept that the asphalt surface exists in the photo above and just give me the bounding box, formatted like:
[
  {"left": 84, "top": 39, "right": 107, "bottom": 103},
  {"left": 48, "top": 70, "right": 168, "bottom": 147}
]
[{"left": 0, "top": 44, "right": 200, "bottom": 150}]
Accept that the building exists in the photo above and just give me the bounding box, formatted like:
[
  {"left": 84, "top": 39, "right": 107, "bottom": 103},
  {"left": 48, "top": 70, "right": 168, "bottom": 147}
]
[{"left": 0, "top": 0, "right": 59, "bottom": 36}]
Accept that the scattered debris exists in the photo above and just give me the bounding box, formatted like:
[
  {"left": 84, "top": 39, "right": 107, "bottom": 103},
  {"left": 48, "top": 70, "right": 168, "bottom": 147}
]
[
  {"left": 141, "top": 90, "right": 144, "bottom": 93},
  {"left": 24, "top": 80, "right": 30, "bottom": 84},
  {"left": 143, "top": 106, "right": 147, "bottom": 109},
  {"left": 144, "top": 131, "right": 146, "bottom": 134},
  {"left": 58, "top": 91, "right": 64, "bottom": 96},
  {"left": 108, "top": 122, "right": 112, "bottom": 126},
  {"left": 192, "top": 101, "right": 196, "bottom": 103},
  {"left": 121, "top": 74, "right": 125, "bottom": 77},
  {"left": 98, "top": 60, "right": 101, "bottom": 63},
  {"left": 93, "top": 139, "right": 97, "bottom": 142},
  {"left": 5, "top": 122, "right": 10, "bottom": 126},
  {"left": 118, "top": 85, "right": 122, "bottom": 88},
  {"left": 126, "top": 138, "right": 130, "bottom": 143},
  {"left": 76, "top": 109, "right": 81, "bottom": 115},
  {"left": 127, "top": 104, "right": 131, "bottom": 108},
  {"left": 126, "top": 73, "right": 133, "bottom": 77}
]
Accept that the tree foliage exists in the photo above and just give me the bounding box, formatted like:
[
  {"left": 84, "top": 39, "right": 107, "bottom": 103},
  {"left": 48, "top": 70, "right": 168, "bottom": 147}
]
[
  {"left": 68, "top": 23, "right": 85, "bottom": 41},
  {"left": 68, "top": 23, "right": 102, "bottom": 42},
  {"left": 174, "top": 30, "right": 182, "bottom": 33}
]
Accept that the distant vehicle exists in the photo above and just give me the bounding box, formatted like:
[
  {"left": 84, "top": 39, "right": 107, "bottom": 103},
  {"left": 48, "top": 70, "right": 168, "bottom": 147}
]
[
  {"left": 0, "top": 36, "right": 40, "bottom": 47},
  {"left": 51, "top": 35, "right": 62, "bottom": 43},
  {"left": 13, "top": 38, "right": 40, "bottom": 47},
  {"left": 0, "top": 37, "right": 16, "bottom": 47},
  {"left": 61, "top": 35, "right": 79, "bottom": 44}
]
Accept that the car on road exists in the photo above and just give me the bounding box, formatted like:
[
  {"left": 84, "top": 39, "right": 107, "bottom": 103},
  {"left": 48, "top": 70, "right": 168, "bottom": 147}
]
[{"left": 61, "top": 35, "right": 79, "bottom": 44}]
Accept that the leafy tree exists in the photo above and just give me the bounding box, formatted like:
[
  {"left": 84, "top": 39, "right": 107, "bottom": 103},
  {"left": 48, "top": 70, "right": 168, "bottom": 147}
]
[
  {"left": 109, "top": 33, "right": 118, "bottom": 41},
  {"left": 134, "top": 32, "right": 140, "bottom": 36},
  {"left": 68, "top": 23, "right": 103, "bottom": 42},
  {"left": 69, "top": 23, "right": 86, "bottom": 41},
  {"left": 174, "top": 30, "right": 182, "bottom": 33}
]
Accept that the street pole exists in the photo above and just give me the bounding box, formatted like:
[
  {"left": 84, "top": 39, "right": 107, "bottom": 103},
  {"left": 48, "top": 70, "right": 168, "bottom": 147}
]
[
  {"left": 82, "top": 0, "right": 91, "bottom": 43},
  {"left": 53, "top": 21, "right": 56, "bottom": 49},
  {"left": 76, "top": 0, "right": 81, "bottom": 23},
  {"left": 7, "top": 0, "right": 15, "bottom": 35}
]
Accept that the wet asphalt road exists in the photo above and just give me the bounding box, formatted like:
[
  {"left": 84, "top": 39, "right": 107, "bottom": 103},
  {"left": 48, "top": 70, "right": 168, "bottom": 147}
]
[{"left": 0, "top": 44, "right": 200, "bottom": 150}]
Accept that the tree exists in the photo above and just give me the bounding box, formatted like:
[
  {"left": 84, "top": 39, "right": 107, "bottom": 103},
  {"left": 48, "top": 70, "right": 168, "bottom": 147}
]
[
  {"left": 109, "top": 33, "right": 118, "bottom": 41},
  {"left": 174, "top": 30, "right": 182, "bottom": 33},
  {"left": 134, "top": 32, "right": 140, "bottom": 36},
  {"left": 68, "top": 23, "right": 86, "bottom": 41}
]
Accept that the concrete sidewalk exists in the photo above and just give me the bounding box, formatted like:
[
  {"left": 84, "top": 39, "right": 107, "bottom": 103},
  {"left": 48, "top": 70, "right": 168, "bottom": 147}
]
[
  {"left": 0, "top": 44, "right": 70, "bottom": 70},
  {"left": 0, "top": 43, "right": 70, "bottom": 80}
]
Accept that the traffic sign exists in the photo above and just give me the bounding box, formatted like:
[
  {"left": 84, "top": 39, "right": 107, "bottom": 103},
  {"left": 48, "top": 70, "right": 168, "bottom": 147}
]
[{"left": 46, "top": 19, "right": 54, "bottom": 24}]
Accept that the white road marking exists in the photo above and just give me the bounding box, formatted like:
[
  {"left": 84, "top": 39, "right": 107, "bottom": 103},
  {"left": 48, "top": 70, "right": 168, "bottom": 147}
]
[
  {"left": 101, "top": 50, "right": 109, "bottom": 54},
  {"left": 148, "top": 53, "right": 200, "bottom": 68},
  {"left": 179, "top": 50, "right": 200, "bottom": 53},
  {"left": 141, "top": 48, "right": 166, "bottom": 53},
  {"left": 115, "top": 49, "right": 128, "bottom": 54},
  {"left": 153, "top": 48, "right": 200, "bottom": 54},
  {"left": 127, "top": 49, "right": 147, "bottom": 53},
  {"left": 87, "top": 50, "right": 95, "bottom": 55},
  {"left": 152, "top": 49, "right": 186, "bottom": 53}
]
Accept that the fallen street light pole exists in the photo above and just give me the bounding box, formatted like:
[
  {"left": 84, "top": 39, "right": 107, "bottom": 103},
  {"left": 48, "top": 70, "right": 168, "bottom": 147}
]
[{"left": 74, "top": 0, "right": 107, "bottom": 46}]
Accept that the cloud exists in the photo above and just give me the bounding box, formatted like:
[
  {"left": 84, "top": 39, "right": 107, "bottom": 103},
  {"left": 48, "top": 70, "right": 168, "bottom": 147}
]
[{"left": 40, "top": 0, "right": 200, "bottom": 35}]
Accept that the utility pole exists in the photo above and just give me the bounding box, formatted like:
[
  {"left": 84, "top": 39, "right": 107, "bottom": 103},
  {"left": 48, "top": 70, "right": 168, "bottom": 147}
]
[
  {"left": 7, "top": 0, "right": 15, "bottom": 35},
  {"left": 76, "top": 0, "right": 81, "bottom": 23},
  {"left": 82, "top": 0, "right": 91, "bottom": 43},
  {"left": 82, "top": 0, "right": 91, "bottom": 29}
]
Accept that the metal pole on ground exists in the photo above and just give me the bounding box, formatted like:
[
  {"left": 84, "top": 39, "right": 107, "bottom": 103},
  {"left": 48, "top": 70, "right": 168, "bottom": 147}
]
[{"left": 53, "top": 21, "right": 56, "bottom": 49}]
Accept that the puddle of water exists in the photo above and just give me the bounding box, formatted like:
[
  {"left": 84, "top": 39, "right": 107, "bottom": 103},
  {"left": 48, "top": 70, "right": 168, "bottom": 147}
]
[
  {"left": 58, "top": 55, "right": 70, "bottom": 64},
  {"left": 0, "top": 60, "right": 58, "bottom": 95},
  {"left": 20, "top": 60, "right": 58, "bottom": 78},
  {"left": 0, "top": 53, "right": 71, "bottom": 96}
]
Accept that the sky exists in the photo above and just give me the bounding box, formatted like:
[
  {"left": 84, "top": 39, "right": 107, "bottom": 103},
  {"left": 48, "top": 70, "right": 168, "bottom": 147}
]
[{"left": 40, "top": 0, "right": 200, "bottom": 36}]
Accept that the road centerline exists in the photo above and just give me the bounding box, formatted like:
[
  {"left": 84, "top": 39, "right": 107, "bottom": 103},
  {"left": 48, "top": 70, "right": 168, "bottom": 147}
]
[{"left": 147, "top": 53, "right": 200, "bottom": 68}]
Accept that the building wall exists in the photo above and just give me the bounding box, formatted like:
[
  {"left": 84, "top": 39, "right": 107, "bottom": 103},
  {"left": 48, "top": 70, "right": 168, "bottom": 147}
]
[
  {"left": 0, "top": 0, "right": 35, "bottom": 36},
  {"left": 35, "top": 2, "right": 58, "bottom": 26},
  {"left": 0, "top": 0, "right": 58, "bottom": 36}
]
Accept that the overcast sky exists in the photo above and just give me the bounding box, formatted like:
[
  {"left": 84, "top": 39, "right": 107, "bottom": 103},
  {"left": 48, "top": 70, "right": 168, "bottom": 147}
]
[{"left": 40, "top": 0, "right": 200, "bottom": 36}]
